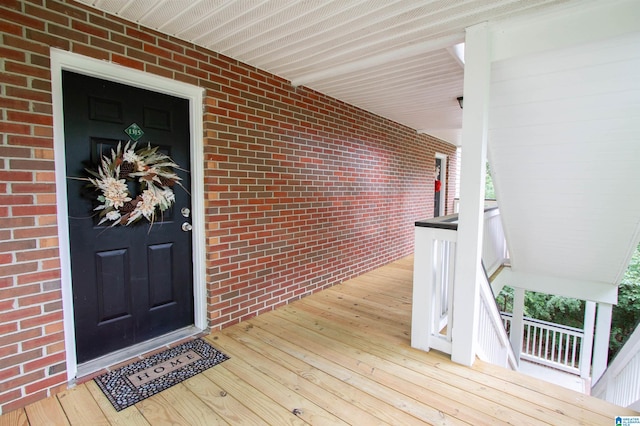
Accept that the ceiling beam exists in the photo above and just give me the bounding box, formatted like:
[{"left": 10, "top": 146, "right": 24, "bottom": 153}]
[{"left": 290, "top": 33, "right": 464, "bottom": 87}]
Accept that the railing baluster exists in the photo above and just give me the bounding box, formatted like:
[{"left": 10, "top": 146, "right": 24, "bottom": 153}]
[
  {"left": 569, "top": 335, "right": 574, "bottom": 366},
  {"left": 442, "top": 242, "right": 447, "bottom": 322},
  {"left": 545, "top": 327, "right": 550, "bottom": 360},
  {"left": 434, "top": 240, "right": 442, "bottom": 334},
  {"left": 559, "top": 332, "right": 563, "bottom": 364},
  {"left": 445, "top": 241, "right": 455, "bottom": 342},
  {"left": 536, "top": 325, "right": 542, "bottom": 358}
]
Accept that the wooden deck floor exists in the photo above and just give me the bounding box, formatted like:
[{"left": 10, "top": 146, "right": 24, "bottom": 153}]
[{"left": 2, "top": 256, "right": 637, "bottom": 425}]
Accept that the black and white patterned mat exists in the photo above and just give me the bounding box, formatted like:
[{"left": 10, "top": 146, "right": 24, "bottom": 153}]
[{"left": 94, "top": 339, "right": 229, "bottom": 411}]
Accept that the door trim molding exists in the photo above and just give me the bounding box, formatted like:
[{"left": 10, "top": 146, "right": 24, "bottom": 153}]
[
  {"left": 435, "top": 153, "right": 448, "bottom": 216},
  {"left": 50, "top": 49, "right": 206, "bottom": 381}
]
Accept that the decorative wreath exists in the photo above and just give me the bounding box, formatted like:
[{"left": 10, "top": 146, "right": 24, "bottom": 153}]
[{"left": 86, "top": 141, "right": 182, "bottom": 226}]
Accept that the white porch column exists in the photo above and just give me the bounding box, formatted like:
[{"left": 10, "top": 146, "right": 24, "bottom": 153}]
[
  {"left": 451, "top": 22, "right": 491, "bottom": 366},
  {"left": 510, "top": 287, "right": 525, "bottom": 362},
  {"left": 592, "top": 302, "right": 613, "bottom": 383},
  {"left": 580, "top": 301, "right": 596, "bottom": 379}
]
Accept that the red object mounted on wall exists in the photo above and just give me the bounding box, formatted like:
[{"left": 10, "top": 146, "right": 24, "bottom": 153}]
[{"left": 435, "top": 180, "right": 441, "bottom": 192}]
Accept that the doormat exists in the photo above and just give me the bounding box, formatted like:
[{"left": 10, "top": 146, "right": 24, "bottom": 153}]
[{"left": 94, "top": 338, "right": 229, "bottom": 411}]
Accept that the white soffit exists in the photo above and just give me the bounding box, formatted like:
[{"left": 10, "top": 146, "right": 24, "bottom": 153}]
[{"left": 76, "top": 0, "right": 575, "bottom": 145}]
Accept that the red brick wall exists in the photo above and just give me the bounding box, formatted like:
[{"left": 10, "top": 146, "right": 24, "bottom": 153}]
[{"left": 0, "top": 0, "right": 457, "bottom": 412}]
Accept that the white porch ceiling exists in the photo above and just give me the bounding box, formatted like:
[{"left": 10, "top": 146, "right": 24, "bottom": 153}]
[{"left": 76, "top": 0, "right": 574, "bottom": 146}]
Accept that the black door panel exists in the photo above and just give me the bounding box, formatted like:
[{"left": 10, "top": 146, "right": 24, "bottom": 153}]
[{"left": 63, "top": 71, "right": 194, "bottom": 363}]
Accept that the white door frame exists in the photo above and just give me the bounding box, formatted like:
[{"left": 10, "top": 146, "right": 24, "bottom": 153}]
[
  {"left": 435, "top": 153, "right": 448, "bottom": 217},
  {"left": 50, "top": 49, "right": 207, "bottom": 380}
]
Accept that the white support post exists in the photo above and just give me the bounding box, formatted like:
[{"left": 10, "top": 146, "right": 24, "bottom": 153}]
[
  {"left": 580, "top": 301, "right": 596, "bottom": 379},
  {"left": 451, "top": 22, "right": 491, "bottom": 366},
  {"left": 411, "top": 227, "right": 435, "bottom": 352},
  {"left": 591, "top": 302, "right": 613, "bottom": 383},
  {"left": 510, "top": 287, "right": 525, "bottom": 362}
]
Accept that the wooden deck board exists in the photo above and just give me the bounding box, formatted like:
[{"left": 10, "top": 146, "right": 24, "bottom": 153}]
[
  {"left": 201, "top": 363, "right": 306, "bottom": 425},
  {"left": 151, "top": 382, "right": 229, "bottom": 425},
  {"left": 207, "top": 334, "right": 350, "bottom": 425},
  {"left": 181, "top": 372, "right": 267, "bottom": 425},
  {"left": 84, "top": 380, "right": 150, "bottom": 426},
  {"left": 211, "top": 332, "right": 379, "bottom": 425},
  {"left": 253, "top": 310, "right": 516, "bottom": 425},
  {"left": 57, "top": 385, "right": 110, "bottom": 425},
  {"left": 0, "top": 409, "right": 27, "bottom": 426},
  {"left": 135, "top": 393, "right": 194, "bottom": 426},
  {"left": 242, "top": 315, "right": 471, "bottom": 426},
  {"left": 223, "top": 324, "right": 430, "bottom": 426},
  {"left": 270, "top": 297, "right": 595, "bottom": 425},
  {"left": 23, "top": 395, "right": 69, "bottom": 426},
  {"left": 3, "top": 255, "right": 637, "bottom": 425}
]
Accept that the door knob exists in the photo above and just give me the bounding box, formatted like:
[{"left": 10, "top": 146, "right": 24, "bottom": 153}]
[{"left": 181, "top": 222, "right": 192, "bottom": 232}]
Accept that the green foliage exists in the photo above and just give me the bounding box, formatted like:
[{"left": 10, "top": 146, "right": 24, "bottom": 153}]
[
  {"left": 495, "top": 286, "right": 584, "bottom": 329},
  {"left": 485, "top": 162, "right": 496, "bottom": 200},
  {"left": 524, "top": 293, "right": 584, "bottom": 329},
  {"left": 495, "top": 285, "right": 513, "bottom": 312},
  {"left": 610, "top": 245, "right": 640, "bottom": 357}
]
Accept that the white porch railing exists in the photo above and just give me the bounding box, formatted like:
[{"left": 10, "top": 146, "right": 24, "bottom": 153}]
[
  {"left": 501, "top": 313, "right": 584, "bottom": 375},
  {"left": 412, "top": 208, "right": 516, "bottom": 369},
  {"left": 592, "top": 323, "right": 640, "bottom": 410},
  {"left": 478, "top": 270, "right": 518, "bottom": 369},
  {"left": 411, "top": 220, "right": 457, "bottom": 355}
]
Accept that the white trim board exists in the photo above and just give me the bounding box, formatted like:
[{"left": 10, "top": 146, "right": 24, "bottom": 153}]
[
  {"left": 50, "top": 49, "right": 207, "bottom": 381},
  {"left": 493, "top": 268, "right": 618, "bottom": 305}
]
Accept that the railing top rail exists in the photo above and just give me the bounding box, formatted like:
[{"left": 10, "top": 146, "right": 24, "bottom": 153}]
[
  {"left": 501, "top": 312, "right": 584, "bottom": 334},
  {"left": 415, "top": 206, "right": 500, "bottom": 230},
  {"left": 415, "top": 214, "right": 459, "bottom": 230}
]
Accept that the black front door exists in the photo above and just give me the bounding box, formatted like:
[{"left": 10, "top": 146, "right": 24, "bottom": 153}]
[{"left": 63, "top": 71, "right": 194, "bottom": 364}]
